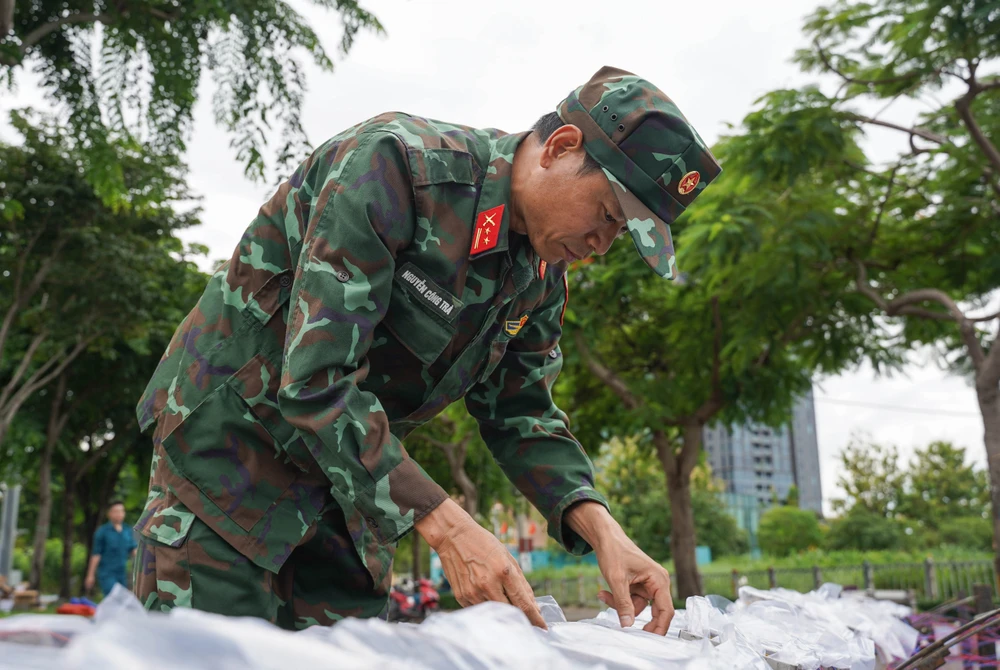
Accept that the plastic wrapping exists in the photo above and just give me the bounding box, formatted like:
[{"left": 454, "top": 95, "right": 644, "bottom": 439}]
[{"left": 0, "top": 584, "right": 917, "bottom": 669}]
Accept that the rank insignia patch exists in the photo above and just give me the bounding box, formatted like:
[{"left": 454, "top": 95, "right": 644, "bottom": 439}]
[{"left": 505, "top": 314, "right": 528, "bottom": 336}]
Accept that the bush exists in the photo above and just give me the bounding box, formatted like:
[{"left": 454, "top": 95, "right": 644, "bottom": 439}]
[
  {"left": 937, "top": 516, "right": 993, "bottom": 551},
  {"left": 758, "top": 507, "right": 823, "bottom": 558},
  {"left": 825, "top": 508, "right": 905, "bottom": 551},
  {"left": 10, "top": 539, "right": 88, "bottom": 593}
]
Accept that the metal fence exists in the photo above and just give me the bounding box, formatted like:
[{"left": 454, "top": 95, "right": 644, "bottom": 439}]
[{"left": 530, "top": 559, "right": 997, "bottom": 607}]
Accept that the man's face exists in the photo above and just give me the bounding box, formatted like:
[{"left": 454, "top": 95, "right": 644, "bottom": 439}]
[
  {"left": 516, "top": 126, "right": 627, "bottom": 265},
  {"left": 107, "top": 503, "right": 126, "bottom": 525}
]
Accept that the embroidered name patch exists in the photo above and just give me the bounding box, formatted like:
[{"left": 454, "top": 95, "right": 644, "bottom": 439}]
[{"left": 395, "top": 263, "right": 462, "bottom": 323}]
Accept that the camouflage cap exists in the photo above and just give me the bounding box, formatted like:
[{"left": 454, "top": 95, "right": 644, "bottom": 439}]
[{"left": 557, "top": 66, "right": 722, "bottom": 279}]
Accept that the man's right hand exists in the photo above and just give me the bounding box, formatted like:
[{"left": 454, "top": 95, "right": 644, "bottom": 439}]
[
  {"left": 415, "top": 498, "right": 546, "bottom": 629},
  {"left": 84, "top": 574, "right": 95, "bottom": 592}
]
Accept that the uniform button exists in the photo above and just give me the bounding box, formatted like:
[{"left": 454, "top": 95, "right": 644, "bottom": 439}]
[
  {"left": 548, "top": 349, "right": 560, "bottom": 359},
  {"left": 336, "top": 270, "right": 350, "bottom": 282},
  {"left": 279, "top": 275, "right": 292, "bottom": 288},
  {"left": 365, "top": 516, "right": 378, "bottom": 528}
]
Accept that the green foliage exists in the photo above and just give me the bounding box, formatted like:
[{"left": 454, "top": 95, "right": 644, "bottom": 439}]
[
  {"left": 405, "top": 402, "right": 517, "bottom": 520},
  {"left": 0, "top": 0, "right": 383, "bottom": 204},
  {"left": 786, "top": 486, "right": 800, "bottom": 508},
  {"left": 595, "top": 437, "right": 749, "bottom": 561},
  {"left": 898, "top": 441, "right": 991, "bottom": 531},
  {"left": 832, "top": 436, "right": 904, "bottom": 517},
  {"left": 758, "top": 506, "right": 823, "bottom": 558},
  {"left": 937, "top": 516, "right": 993, "bottom": 552},
  {"left": 0, "top": 109, "right": 208, "bottom": 453},
  {"left": 825, "top": 507, "right": 907, "bottom": 551},
  {"left": 13, "top": 540, "right": 87, "bottom": 593},
  {"left": 829, "top": 437, "right": 991, "bottom": 551}
]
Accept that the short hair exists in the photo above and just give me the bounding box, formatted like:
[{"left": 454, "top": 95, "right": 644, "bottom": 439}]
[
  {"left": 107, "top": 500, "right": 125, "bottom": 510},
  {"left": 532, "top": 112, "right": 603, "bottom": 175}
]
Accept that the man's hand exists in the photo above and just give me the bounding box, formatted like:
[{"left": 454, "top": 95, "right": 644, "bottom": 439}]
[
  {"left": 565, "top": 501, "right": 674, "bottom": 635},
  {"left": 84, "top": 573, "right": 95, "bottom": 592},
  {"left": 415, "top": 498, "right": 547, "bottom": 629}
]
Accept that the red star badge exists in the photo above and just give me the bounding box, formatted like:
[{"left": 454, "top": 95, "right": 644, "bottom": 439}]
[
  {"left": 471, "top": 204, "right": 505, "bottom": 255},
  {"left": 678, "top": 171, "right": 701, "bottom": 196}
]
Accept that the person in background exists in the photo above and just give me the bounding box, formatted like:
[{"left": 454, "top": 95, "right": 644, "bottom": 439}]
[{"left": 85, "top": 500, "right": 137, "bottom": 597}]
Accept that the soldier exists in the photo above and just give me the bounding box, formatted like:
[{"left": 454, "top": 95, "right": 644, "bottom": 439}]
[{"left": 132, "top": 66, "right": 721, "bottom": 635}]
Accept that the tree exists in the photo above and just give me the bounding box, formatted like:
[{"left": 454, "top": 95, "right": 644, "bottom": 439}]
[
  {"left": 595, "top": 436, "right": 749, "bottom": 563},
  {"left": 898, "top": 440, "right": 991, "bottom": 531},
  {"left": 786, "top": 485, "right": 800, "bottom": 509},
  {"left": 722, "top": 0, "right": 1000, "bottom": 581},
  {"left": 560, "top": 148, "right": 885, "bottom": 596},
  {"left": 758, "top": 506, "right": 823, "bottom": 558},
  {"left": 0, "top": 109, "right": 200, "bottom": 452},
  {"left": 825, "top": 507, "right": 906, "bottom": 551},
  {"left": 0, "top": 0, "right": 383, "bottom": 205},
  {"left": 1, "top": 108, "right": 208, "bottom": 591},
  {"left": 831, "top": 435, "right": 904, "bottom": 518}
]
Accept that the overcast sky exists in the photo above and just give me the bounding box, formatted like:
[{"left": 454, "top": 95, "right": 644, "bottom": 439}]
[{"left": 1, "top": 0, "right": 989, "bottom": 512}]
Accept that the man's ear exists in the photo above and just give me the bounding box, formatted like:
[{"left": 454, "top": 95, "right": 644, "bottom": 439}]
[{"left": 540, "top": 124, "right": 585, "bottom": 168}]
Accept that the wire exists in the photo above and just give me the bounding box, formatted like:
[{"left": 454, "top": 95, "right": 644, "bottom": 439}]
[{"left": 814, "top": 396, "right": 980, "bottom": 418}]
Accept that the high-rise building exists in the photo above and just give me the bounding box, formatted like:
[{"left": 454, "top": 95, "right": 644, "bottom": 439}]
[{"left": 703, "top": 389, "right": 823, "bottom": 515}]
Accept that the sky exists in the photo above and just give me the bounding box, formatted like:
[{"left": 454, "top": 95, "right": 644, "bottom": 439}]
[{"left": 0, "top": 0, "right": 989, "bottom": 513}]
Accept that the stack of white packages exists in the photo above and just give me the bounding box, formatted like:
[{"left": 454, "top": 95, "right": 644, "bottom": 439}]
[{"left": 0, "top": 584, "right": 918, "bottom": 669}]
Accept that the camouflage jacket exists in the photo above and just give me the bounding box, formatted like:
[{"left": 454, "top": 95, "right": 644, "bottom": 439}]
[{"left": 135, "top": 113, "right": 609, "bottom": 588}]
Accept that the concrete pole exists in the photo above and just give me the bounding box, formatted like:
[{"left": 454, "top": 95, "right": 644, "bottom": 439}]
[{"left": 0, "top": 483, "right": 22, "bottom": 579}]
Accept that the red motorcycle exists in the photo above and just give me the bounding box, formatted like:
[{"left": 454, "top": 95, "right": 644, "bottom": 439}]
[{"left": 388, "top": 578, "right": 440, "bottom": 622}]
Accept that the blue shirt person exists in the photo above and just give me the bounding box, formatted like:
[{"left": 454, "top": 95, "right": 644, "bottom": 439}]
[{"left": 85, "top": 501, "right": 137, "bottom": 596}]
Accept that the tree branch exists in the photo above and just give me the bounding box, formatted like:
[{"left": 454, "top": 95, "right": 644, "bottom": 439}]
[
  {"left": 845, "top": 113, "right": 948, "bottom": 145},
  {"left": 814, "top": 43, "right": 938, "bottom": 88},
  {"left": 692, "top": 297, "right": 725, "bottom": 424},
  {"left": 14, "top": 12, "right": 112, "bottom": 57},
  {"left": 854, "top": 260, "right": 985, "bottom": 366},
  {"left": 0, "top": 233, "right": 60, "bottom": 371},
  {"left": 78, "top": 418, "right": 138, "bottom": 479},
  {"left": 0, "top": 329, "right": 47, "bottom": 413},
  {"left": 869, "top": 161, "right": 903, "bottom": 246},
  {"left": 573, "top": 331, "right": 643, "bottom": 411},
  {"left": 1, "top": 335, "right": 96, "bottom": 430},
  {"left": 955, "top": 89, "right": 1000, "bottom": 178},
  {"left": 970, "top": 309, "right": 1000, "bottom": 324}
]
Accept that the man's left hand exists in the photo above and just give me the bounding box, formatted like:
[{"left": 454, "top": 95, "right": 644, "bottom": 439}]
[{"left": 565, "top": 501, "right": 674, "bottom": 635}]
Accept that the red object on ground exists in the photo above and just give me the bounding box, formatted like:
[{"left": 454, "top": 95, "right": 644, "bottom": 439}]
[{"left": 56, "top": 603, "right": 96, "bottom": 617}]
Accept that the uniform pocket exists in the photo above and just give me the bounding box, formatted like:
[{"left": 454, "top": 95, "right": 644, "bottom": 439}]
[
  {"left": 135, "top": 489, "right": 196, "bottom": 548},
  {"left": 160, "top": 383, "right": 296, "bottom": 533},
  {"left": 381, "top": 273, "right": 458, "bottom": 366},
  {"left": 226, "top": 353, "right": 313, "bottom": 472}
]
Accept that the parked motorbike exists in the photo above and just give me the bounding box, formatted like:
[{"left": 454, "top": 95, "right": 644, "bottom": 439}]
[{"left": 388, "top": 578, "right": 440, "bottom": 622}]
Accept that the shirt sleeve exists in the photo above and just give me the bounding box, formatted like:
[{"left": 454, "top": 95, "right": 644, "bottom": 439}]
[
  {"left": 92, "top": 527, "right": 105, "bottom": 557},
  {"left": 278, "top": 130, "right": 448, "bottom": 546},
  {"left": 128, "top": 528, "right": 138, "bottom": 552},
  {"left": 464, "top": 271, "right": 610, "bottom": 555}
]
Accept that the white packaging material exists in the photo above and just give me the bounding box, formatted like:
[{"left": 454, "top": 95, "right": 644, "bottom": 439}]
[{"left": 0, "top": 584, "right": 917, "bottom": 670}]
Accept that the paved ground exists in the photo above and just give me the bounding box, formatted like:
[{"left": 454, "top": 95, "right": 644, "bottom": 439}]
[{"left": 562, "top": 606, "right": 600, "bottom": 622}]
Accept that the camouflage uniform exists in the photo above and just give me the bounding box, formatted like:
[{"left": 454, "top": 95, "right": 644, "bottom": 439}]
[{"left": 133, "top": 66, "right": 721, "bottom": 629}]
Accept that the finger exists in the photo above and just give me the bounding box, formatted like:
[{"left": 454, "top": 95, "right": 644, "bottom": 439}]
[
  {"left": 609, "top": 576, "right": 636, "bottom": 628},
  {"left": 502, "top": 569, "right": 547, "bottom": 630},
  {"left": 630, "top": 593, "right": 648, "bottom": 618},
  {"left": 636, "top": 575, "right": 674, "bottom": 635}
]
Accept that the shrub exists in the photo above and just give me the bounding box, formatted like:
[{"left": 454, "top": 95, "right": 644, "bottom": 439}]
[
  {"left": 758, "top": 507, "right": 823, "bottom": 558},
  {"left": 937, "top": 516, "right": 992, "bottom": 551},
  {"left": 10, "top": 540, "right": 88, "bottom": 593},
  {"left": 825, "top": 508, "right": 905, "bottom": 551}
]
